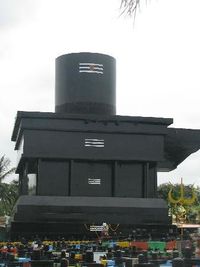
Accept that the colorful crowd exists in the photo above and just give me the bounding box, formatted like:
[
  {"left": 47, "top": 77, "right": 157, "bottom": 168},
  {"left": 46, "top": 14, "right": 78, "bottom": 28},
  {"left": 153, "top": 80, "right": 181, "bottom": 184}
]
[{"left": 0, "top": 236, "right": 200, "bottom": 267}]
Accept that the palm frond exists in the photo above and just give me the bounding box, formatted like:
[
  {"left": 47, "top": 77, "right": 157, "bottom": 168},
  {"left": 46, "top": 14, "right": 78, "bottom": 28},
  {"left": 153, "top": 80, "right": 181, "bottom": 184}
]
[
  {"left": 120, "top": 0, "right": 141, "bottom": 17},
  {"left": 0, "top": 167, "right": 16, "bottom": 181},
  {"left": 0, "top": 155, "right": 16, "bottom": 182}
]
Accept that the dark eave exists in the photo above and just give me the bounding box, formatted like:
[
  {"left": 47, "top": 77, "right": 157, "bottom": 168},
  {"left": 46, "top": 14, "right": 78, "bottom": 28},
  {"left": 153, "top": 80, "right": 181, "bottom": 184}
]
[
  {"left": 158, "top": 128, "right": 200, "bottom": 171},
  {"left": 11, "top": 111, "right": 173, "bottom": 141}
]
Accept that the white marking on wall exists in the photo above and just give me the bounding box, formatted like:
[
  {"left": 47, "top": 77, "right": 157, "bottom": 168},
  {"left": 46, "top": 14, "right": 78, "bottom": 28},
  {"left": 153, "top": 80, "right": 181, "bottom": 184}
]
[
  {"left": 84, "top": 138, "right": 104, "bottom": 147},
  {"left": 88, "top": 178, "right": 101, "bottom": 185},
  {"left": 79, "top": 62, "right": 103, "bottom": 74}
]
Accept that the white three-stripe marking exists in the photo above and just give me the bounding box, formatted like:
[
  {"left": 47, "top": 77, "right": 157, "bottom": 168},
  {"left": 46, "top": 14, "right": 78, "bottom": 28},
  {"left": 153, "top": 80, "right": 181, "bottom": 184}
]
[
  {"left": 79, "top": 62, "right": 103, "bottom": 74},
  {"left": 85, "top": 138, "right": 104, "bottom": 147}
]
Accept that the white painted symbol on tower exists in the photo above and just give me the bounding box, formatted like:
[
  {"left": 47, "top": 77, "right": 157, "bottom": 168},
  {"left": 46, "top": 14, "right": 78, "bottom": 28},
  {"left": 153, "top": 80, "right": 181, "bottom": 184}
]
[
  {"left": 79, "top": 63, "right": 103, "bottom": 74},
  {"left": 88, "top": 178, "right": 101, "bottom": 185},
  {"left": 84, "top": 138, "right": 104, "bottom": 147}
]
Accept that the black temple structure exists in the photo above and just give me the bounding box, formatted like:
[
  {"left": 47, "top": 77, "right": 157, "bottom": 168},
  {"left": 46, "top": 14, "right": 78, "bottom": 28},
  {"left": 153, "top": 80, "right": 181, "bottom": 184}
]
[{"left": 10, "top": 52, "right": 200, "bottom": 238}]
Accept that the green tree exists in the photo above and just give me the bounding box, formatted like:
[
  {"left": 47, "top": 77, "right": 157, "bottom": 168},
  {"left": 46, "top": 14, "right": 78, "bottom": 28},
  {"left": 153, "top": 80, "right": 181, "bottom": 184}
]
[
  {"left": 157, "top": 182, "right": 200, "bottom": 224},
  {"left": 0, "top": 155, "right": 18, "bottom": 216}
]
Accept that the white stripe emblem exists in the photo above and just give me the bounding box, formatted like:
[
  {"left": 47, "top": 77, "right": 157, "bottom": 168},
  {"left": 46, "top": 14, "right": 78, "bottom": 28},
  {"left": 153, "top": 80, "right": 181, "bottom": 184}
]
[
  {"left": 79, "top": 62, "right": 103, "bottom": 74},
  {"left": 84, "top": 138, "right": 104, "bottom": 148},
  {"left": 88, "top": 178, "right": 101, "bottom": 185}
]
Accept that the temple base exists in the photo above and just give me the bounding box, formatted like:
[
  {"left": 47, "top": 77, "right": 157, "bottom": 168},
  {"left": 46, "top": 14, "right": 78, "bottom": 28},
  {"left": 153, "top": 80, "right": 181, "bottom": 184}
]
[{"left": 10, "top": 195, "right": 170, "bottom": 239}]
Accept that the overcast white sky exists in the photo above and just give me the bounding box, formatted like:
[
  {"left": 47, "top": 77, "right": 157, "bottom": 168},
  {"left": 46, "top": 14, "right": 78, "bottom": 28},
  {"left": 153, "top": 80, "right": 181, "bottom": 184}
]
[{"left": 0, "top": 0, "right": 200, "bottom": 185}]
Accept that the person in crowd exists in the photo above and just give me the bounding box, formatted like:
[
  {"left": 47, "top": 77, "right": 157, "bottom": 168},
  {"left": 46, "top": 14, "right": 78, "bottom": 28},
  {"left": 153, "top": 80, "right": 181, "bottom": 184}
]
[
  {"left": 60, "top": 250, "right": 69, "bottom": 267},
  {"left": 195, "top": 239, "right": 200, "bottom": 258}
]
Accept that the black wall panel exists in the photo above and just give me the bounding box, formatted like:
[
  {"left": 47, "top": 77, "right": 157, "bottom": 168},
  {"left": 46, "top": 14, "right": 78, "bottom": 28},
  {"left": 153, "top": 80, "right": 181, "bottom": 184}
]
[
  {"left": 38, "top": 160, "right": 69, "bottom": 196},
  {"left": 24, "top": 130, "right": 164, "bottom": 162},
  {"left": 115, "top": 162, "right": 143, "bottom": 197},
  {"left": 148, "top": 164, "right": 157, "bottom": 197},
  {"left": 71, "top": 161, "right": 112, "bottom": 196}
]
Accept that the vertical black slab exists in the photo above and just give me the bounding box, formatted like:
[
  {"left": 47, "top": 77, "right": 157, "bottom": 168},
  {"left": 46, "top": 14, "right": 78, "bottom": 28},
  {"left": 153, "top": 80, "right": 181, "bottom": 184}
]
[
  {"left": 115, "top": 162, "right": 143, "bottom": 197},
  {"left": 38, "top": 160, "right": 69, "bottom": 196},
  {"left": 71, "top": 161, "right": 112, "bottom": 197}
]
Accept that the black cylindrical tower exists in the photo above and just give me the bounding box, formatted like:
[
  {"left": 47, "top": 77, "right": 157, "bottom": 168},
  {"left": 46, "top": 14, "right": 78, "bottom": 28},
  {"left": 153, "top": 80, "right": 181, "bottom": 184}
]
[{"left": 55, "top": 52, "right": 116, "bottom": 115}]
